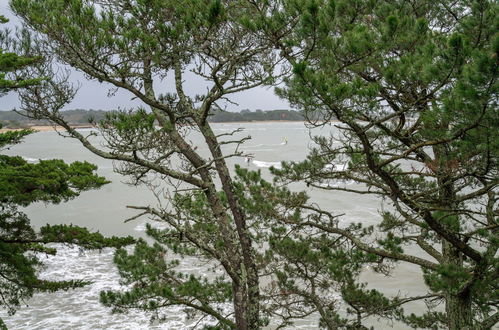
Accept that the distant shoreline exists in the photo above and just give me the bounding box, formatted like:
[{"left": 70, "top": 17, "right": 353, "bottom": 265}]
[
  {"left": 210, "top": 120, "right": 307, "bottom": 124},
  {"left": 0, "top": 120, "right": 342, "bottom": 133},
  {"left": 0, "top": 125, "right": 94, "bottom": 133},
  {"left": 211, "top": 120, "right": 340, "bottom": 124}
]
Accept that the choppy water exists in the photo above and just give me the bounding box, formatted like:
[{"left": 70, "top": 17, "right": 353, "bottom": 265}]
[{"left": 2, "top": 122, "right": 428, "bottom": 329}]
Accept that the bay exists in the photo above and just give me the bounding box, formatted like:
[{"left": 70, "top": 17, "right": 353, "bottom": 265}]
[{"left": 2, "top": 122, "right": 428, "bottom": 329}]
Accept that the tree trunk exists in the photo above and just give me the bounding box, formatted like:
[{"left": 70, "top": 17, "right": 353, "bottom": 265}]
[
  {"left": 232, "top": 274, "right": 260, "bottom": 330},
  {"left": 233, "top": 283, "right": 248, "bottom": 330},
  {"left": 442, "top": 241, "right": 474, "bottom": 329},
  {"left": 200, "top": 123, "right": 261, "bottom": 329},
  {"left": 446, "top": 292, "right": 473, "bottom": 330},
  {"left": 434, "top": 143, "right": 475, "bottom": 329}
]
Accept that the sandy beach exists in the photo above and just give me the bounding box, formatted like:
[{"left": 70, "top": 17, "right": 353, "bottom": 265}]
[{"left": 0, "top": 125, "right": 94, "bottom": 133}]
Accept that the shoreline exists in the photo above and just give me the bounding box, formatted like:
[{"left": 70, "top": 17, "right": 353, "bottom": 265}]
[
  {"left": 0, "top": 125, "right": 94, "bottom": 133},
  {"left": 0, "top": 120, "right": 341, "bottom": 133},
  {"left": 210, "top": 120, "right": 307, "bottom": 124}
]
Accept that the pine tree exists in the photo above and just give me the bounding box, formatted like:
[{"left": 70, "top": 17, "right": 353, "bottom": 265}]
[
  {"left": 10, "top": 1, "right": 280, "bottom": 328},
  {"left": 10, "top": 0, "right": 498, "bottom": 328},
  {"left": 0, "top": 15, "right": 134, "bottom": 329},
  {"left": 248, "top": 0, "right": 498, "bottom": 328}
]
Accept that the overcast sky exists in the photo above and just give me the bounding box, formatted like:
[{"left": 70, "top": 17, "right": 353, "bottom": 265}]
[{"left": 1, "top": 0, "right": 290, "bottom": 112}]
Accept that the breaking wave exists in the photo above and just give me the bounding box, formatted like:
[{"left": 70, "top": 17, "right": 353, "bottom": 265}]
[
  {"left": 251, "top": 160, "right": 283, "bottom": 169},
  {"left": 22, "top": 157, "right": 45, "bottom": 163},
  {"left": 1, "top": 244, "right": 229, "bottom": 329}
]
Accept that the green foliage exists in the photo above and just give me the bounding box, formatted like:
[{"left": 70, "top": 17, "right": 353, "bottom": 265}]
[
  {"left": 341, "top": 282, "right": 404, "bottom": 326},
  {"left": 0, "top": 205, "right": 135, "bottom": 317},
  {"left": 0, "top": 147, "right": 132, "bottom": 324},
  {"left": 40, "top": 224, "right": 135, "bottom": 249},
  {"left": 0, "top": 206, "right": 86, "bottom": 314},
  {"left": 207, "top": 0, "right": 225, "bottom": 25},
  {"left": 0, "top": 148, "right": 133, "bottom": 324},
  {"left": 257, "top": 0, "right": 498, "bottom": 328},
  {"left": 8, "top": 0, "right": 279, "bottom": 327},
  {"left": 9, "top": 0, "right": 497, "bottom": 328},
  {"left": 101, "top": 108, "right": 155, "bottom": 134},
  {"left": 0, "top": 15, "right": 42, "bottom": 93},
  {"left": 423, "top": 264, "right": 470, "bottom": 295},
  {"left": 100, "top": 239, "right": 234, "bottom": 328},
  {"left": 233, "top": 166, "right": 407, "bottom": 328},
  {"left": 0, "top": 14, "right": 134, "bottom": 327},
  {"left": 402, "top": 311, "right": 447, "bottom": 329},
  {"left": 0, "top": 128, "right": 33, "bottom": 149},
  {"left": 0, "top": 156, "right": 109, "bottom": 206},
  {"left": 0, "top": 48, "right": 42, "bottom": 91}
]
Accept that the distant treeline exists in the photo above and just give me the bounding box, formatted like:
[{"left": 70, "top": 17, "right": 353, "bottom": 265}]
[
  {"left": 208, "top": 109, "right": 304, "bottom": 122},
  {"left": 0, "top": 109, "right": 109, "bottom": 128},
  {"left": 0, "top": 109, "right": 309, "bottom": 128}
]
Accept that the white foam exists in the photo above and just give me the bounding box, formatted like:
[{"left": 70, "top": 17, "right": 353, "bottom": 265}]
[
  {"left": 22, "top": 157, "right": 44, "bottom": 163},
  {"left": 1, "top": 244, "right": 231, "bottom": 329},
  {"left": 252, "top": 160, "right": 282, "bottom": 169},
  {"left": 133, "top": 221, "right": 169, "bottom": 232},
  {"left": 74, "top": 128, "right": 96, "bottom": 133}
]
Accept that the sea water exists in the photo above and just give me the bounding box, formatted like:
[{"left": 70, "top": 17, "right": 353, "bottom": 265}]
[{"left": 2, "top": 122, "right": 428, "bottom": 329}]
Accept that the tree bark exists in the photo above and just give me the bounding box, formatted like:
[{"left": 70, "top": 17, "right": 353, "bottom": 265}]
[
  {"left": 233, "top": 282, "right": 248, "bottom": 330},
  {"left": 442, "top": 241, "right": 474, "bottom": 330},
  {"left": 199, "top": 123, "right": 261, "bottom": 329},
  {"left": 446, "top": 291, "right": 473, "bottom": 330},
  {"left": 436, "top": 141, "right": 474, "bottom": 330}
]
